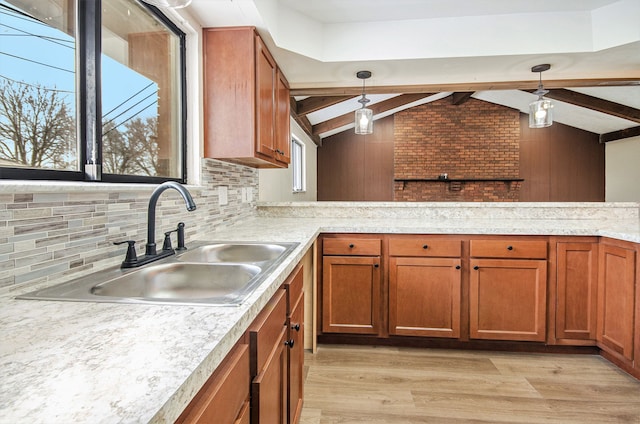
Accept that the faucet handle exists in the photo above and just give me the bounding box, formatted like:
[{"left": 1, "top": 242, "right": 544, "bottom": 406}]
[
  {"left": 114, "top": 240, "right": 138, "bottom": 267},
  {"left": 162, "top": 230, "right": 176, "bottom": 252}
]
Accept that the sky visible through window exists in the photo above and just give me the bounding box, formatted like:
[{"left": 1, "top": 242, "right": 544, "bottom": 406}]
[{"left": 0, "top": 0, "right": 158, "bottom": 131}]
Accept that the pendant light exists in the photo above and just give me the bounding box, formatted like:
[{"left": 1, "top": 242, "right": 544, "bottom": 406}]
[
  {"left": 355, "top": 71, "right": 373, "bottom": 135},
  {"left": 142, "top": 0, "right": 192, "bottom": 9},
  {"left": 529, "top": 64, "right": 553, "bottom": 128}
]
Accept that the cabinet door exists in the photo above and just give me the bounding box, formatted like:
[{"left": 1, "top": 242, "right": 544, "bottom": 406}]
[
  {"left": 251, "top": 326, "right": 287, "bottom": 424},
  {"left": 255, "top": 34, "right": 276, "bottom": 160},
  {"left": 597, "top": 244, "right": 635, "bottom": 361},
  {"left": 470, "top": 259, "right": 547, "bottom": 342},
  {"left": 275, "top": 69, "right": 290, "bottom": 166},
  {"left": 288, "top": 292, "right": 304, "bottom": 424},
  {"left": 389, "top": 257, "right": 461, "bottom": 338},
  {"left": 176, "top": 343, "right": 250, "bottom": 424},
  {"left": 322, "top": 256, "right": 381, "bottom": 335},
  {"left": 556, "top": 242, "right": 598, "bottom": 341}
]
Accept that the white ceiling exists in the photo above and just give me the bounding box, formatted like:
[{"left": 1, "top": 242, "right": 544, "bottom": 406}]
[{"left": 185, "top": 0, "right": 640, "bottom": 137}]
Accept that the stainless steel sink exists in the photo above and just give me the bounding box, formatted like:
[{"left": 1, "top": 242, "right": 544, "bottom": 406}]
[
  {"left": 176, "top": 243, "right": 287, "bottom": 263},
  {"left": 91, "top": 263, "right": 261, "bottom": 300},
  {"left": 17, "top": 241, "right": 299, "bottom": 306}
]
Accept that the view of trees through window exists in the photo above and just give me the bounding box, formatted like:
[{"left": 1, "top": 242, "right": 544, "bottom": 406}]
[{"left": 0, "top": 0, "right": 184, "bottom": 180}]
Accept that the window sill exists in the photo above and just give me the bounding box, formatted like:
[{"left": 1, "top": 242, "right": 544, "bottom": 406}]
[{"left": 0, "top": 180, "right": 204, "bottom": 194}]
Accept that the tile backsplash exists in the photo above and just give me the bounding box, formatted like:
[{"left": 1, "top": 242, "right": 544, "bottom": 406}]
[{"left": 0, "top": 159, "right": 258, "bottom": 297}]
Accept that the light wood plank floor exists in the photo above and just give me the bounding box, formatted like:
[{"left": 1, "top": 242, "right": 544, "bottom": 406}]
[{"left": 300, "top": 345, "right": 640, "bottom": 424}]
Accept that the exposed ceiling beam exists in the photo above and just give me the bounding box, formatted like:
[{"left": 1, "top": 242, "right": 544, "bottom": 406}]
[
  {"left": 290, "top": 78, "right": 640, "bottom": 96},
  {"left": 296, "top": 96, "right": 356, "bottom": 116},
  {"left": 542, "top": 89, "right": 640, "bottom": 124},
  {"left": 600, "top": 126, "right": 640, "bottom": 143},
  {"left": 290, "top": 97, "right": 322, "bottom": 146},
  {"left": 312, "top": 93, "right": 434, "bottom": 136},
  {"left": 451, "top": 92, "right": 474, "bottom": 105}
]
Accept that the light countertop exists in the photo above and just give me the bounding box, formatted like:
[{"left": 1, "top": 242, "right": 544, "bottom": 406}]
[{"left": 1, "top": 204, "right": 639, "bottom": 423}]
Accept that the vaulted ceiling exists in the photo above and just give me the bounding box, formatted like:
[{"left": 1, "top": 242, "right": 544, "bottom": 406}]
[{"left": 185, "top": 0, "right": 640, "bottom": 145}]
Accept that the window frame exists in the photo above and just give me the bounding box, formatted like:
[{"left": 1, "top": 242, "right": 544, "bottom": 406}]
[
  {"left": 0, "top": 0, "right": 187, "bottom": 184},
  {"left": 291, "top": 136, "right": 305, "bottom": 193}
]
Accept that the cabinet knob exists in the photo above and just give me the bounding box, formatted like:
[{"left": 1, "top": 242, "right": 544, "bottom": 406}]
[
  {"left": 507, "top": 245, "right": 513, "bottom": 250},
  {"left": 291, "top": 323, "right": 301, "bottom": 332},
  {"left": 422, "top": 244, "right": 429, "bottom": 249},
  {"left": 473, "top": 265, "right": 480, "bottom": 270},
  {"left": 374, "top": 263, "right": 379, "bottom": 268},
  {"left": 284, "top": 339, "right": 295, "bottom": 348},
  {"left": 456, "top": 265, "right": 461, "bottom": 270},
  {"left": 349, "top": 244, "right": 354, "bottom": 248}
]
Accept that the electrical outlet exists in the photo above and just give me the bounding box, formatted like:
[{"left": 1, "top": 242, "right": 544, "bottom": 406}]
[{"left": 246, "top": 187, "right": 253, "bottom": 202}]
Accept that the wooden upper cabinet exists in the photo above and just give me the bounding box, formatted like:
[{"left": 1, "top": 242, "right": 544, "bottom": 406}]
[
  {"left": 275, "top": 69, "right": 291, "bottom": 166},
  {"left": 255, "top": 34, "right": 277, "bottom": 161},
  {"left": 203, "top": 26, "right": 290, "bottom": 168}
]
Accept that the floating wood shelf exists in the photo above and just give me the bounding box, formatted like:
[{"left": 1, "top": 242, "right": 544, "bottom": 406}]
[{"left": 394, "top": 178, "right": 525, "bottom": 182}]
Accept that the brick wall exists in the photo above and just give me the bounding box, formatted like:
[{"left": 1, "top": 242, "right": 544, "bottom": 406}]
[{"left": 394, "top": 97, "right": 521, "bottom": 201}]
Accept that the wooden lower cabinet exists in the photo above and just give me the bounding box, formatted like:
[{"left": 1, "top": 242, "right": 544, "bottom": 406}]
[
  {"left": 284, "top": 264, "right": 304, "bottom": 424},
  {"left": 597, "top": 242, "right": 636, "bottom": 361},
  {"left": 469, "top": 259, "right": 547, "bottom": 342},
  {"left": 176, "top": 342, "right": 250, "bottom": 424},
  {"left": 322, "top": 255, "right": 381, "bottom": 335},
  {"left": 249, "top": 289, "right": 288, "bottom": 424},
  {"left": 555, "top": 242, "right": 598, "bottom": 342},
  {"left": 389, "top": 257, "right": 461, "bottom": 338}
]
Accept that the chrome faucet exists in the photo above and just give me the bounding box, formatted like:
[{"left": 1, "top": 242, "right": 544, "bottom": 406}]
[
  {"left": 146, "top": 181, "right": 196, "bottom": 256},
  {"left": 114, "top": 181, "right": 196, "bottom": 268}
]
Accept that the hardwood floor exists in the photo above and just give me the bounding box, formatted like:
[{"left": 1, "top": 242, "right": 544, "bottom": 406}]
[{"left": 300, "top": 345, "right": 640, "bottom": 423}]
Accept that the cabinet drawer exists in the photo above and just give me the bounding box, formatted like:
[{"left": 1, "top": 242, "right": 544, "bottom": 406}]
[
  {"left": 470, "top": 240, "right": 547, "bottom": 259},
  {"left": 388, "top": 238, "right": 461, "bottom": 257},
  {"left": 248, "top": 289, "right": 287, "bottom": 376},
  {"left": 323, "top": 238, "right": 381, "bottom": 256},
  {"left": 282, "top": 264, "right": 303, "bottom": 314},
  {"left": 176, "top": 343, "right": 250, "bottom": 424}
]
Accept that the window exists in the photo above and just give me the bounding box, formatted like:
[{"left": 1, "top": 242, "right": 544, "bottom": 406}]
[
  {"left": 0, "top": 0, "right": 186, "bottom": 182},
  {"left": 291, "top": 136, "right": 305, "bottom": 193}
]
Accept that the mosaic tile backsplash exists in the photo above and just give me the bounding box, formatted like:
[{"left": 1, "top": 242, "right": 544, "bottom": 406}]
[{"left": 0, "top": 159, "right": 258, "bottom": 296}]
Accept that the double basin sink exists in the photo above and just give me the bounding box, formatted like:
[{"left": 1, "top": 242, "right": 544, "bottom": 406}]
[{"left": 18, "top": 241, "right": 299, "bottom": 306}]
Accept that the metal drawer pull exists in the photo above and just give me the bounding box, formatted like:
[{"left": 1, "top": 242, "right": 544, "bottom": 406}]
[
  {"left": 349, "top": 244, "right": 354, "bottom": 248},
  {"left": 284, "top": 339, "right": 295, "bottom": 348},
  {"left": 474, "top": 265, "right": 480, "bottom": 270},
  {"left": 422, "top": 244, "right": 428, "bottom": 249},
  {"left": 507, "top": 245, "right": 513, "bottom": 250},
  {"left": 291, "top": 323, "right": 300, "bottom": 332}
]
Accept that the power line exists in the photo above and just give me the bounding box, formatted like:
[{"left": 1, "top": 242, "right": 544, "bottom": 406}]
[
  {"left": 0, "top": 21, "right": 74, "bottom": 50},
  {"left": 0, "top": 5, "right": 56, "bottom": 30},
  {"left": 0, "top": 51, "right": 73, "bottom": 74},
  {"left": 102, "top": 91, "right": 158, "bottom": 127},
  {"left": 103, "top": 82, "right": 156, "bottom": 117},
  {"left": 0, "top": 74, "right": 74, "bottom": 94},
  {"left": 102, "top": 101, "right": 158, "bottom": 138}
]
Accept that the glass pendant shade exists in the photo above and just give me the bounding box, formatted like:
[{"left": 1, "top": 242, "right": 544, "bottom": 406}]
[
  {"left": 143, "top": 0, "right": 192, "bottom": 8},
  {"left": 355, "top": 107, "right": 373, "bottom": 134},
  {"left": 529, "top": 97, "right": 553, "bottom": 128}
]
